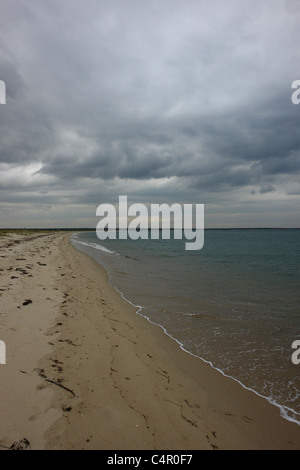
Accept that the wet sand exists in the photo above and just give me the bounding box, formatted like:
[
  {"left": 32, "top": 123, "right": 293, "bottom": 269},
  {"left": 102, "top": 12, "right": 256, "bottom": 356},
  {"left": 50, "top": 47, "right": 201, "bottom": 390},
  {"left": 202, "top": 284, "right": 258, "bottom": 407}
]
[{"left": 0, "top": 231, "right": 300, "bottom": 450}]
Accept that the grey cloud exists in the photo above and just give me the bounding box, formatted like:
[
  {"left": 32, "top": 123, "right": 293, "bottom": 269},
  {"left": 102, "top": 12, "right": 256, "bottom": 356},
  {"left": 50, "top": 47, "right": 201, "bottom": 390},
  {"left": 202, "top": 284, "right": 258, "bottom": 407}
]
[
  {"left": 0, "top": 0, "right": 300, "bottom": 227},
  {"left": 260, "top": 185, "right": 276, "bottom": 194}
]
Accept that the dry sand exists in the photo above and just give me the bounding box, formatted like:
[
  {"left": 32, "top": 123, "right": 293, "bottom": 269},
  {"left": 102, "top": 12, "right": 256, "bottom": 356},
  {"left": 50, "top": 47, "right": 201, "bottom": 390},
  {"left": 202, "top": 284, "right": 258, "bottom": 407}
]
[{"left": 0, "top": 231, "right": 300, "bottom": 450}]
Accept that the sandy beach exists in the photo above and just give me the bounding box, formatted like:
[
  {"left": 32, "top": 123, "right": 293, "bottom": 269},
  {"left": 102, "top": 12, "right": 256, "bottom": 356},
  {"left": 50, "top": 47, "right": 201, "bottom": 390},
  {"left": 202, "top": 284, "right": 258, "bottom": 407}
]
[{"left": 0, "top": 231, "right": 300, "bottom": 450}]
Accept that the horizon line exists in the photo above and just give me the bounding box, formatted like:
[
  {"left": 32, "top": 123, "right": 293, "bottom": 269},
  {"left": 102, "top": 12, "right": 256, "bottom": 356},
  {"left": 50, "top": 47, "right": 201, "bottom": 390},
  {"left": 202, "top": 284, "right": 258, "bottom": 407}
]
[{"left": 1, "top": 227, "right": 300, "bottom": 231}]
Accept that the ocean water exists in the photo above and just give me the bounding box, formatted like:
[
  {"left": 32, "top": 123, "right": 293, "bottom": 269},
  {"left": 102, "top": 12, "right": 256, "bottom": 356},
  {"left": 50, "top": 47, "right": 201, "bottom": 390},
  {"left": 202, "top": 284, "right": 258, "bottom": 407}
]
[{"left": 70, "top": 229, "right": 300, "bottom": 425}]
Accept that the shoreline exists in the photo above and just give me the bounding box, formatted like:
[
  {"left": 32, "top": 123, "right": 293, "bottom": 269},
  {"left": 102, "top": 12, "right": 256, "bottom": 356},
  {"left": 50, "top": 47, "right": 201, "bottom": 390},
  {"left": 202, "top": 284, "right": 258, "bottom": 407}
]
[
  {"left": 72, "top": 233, "right": 300, "bottom": 428},
  {"left": 135, "top": 310, "right": 300, "bottom": 428},
  {"left": 0, "top": 232, "right": 300, "bottom": 449}
]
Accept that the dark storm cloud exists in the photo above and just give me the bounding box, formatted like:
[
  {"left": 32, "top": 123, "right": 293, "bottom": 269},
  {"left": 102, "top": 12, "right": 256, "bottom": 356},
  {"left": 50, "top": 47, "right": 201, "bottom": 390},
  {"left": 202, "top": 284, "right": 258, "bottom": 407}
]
[{"left": 0, "top": 0, "right": 300, "bottom": 226}]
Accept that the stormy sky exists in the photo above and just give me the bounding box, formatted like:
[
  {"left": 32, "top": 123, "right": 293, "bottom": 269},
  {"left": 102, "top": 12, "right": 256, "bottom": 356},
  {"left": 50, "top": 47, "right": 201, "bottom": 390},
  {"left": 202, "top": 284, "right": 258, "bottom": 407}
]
[{"left": 0, "top": 0, "right": 300, "bottom": 228}]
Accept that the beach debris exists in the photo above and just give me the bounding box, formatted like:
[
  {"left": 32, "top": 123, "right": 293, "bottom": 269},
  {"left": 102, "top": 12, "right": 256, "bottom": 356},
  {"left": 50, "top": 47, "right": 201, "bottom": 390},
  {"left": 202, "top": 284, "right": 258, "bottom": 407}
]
[
  {"left": 156, "top": 368, "right": 170, "bottom": 384},
  {"left": 15, "top": 268, "right": 28, "bottom": 275},
  {"left": 51, "top": 364, "right": 63, "bottom": 373},
  {"left": 242, "top": 415, "right": 253, "bottom": 423},
  {"left": 62, "top": 405, "right": 72, "bottom": 413},
  {"left": 11, "top": 438, "right": 31, "bottom": 450},
  {"left": 34, "top": 368, "right": 76, "bottom": 397},
  {"left": 0, "top": 438, "right": 32, "bottom": 450},
  {"left": 59, "top": 339, "right": 81, "bottom": 347}
]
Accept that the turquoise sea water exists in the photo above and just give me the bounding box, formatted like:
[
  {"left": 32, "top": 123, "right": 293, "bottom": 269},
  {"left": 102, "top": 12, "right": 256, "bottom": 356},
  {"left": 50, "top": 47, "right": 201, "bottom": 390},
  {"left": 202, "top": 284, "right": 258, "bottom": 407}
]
[{"left": 71, "top": 229, "right": 300, "bottom": 425}]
